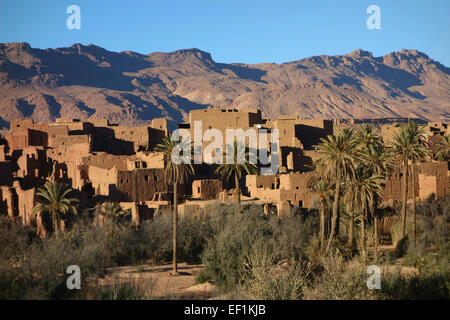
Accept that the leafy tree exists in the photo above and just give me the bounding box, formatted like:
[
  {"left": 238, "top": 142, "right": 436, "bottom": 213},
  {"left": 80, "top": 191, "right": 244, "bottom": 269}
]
[
  {"left": 215, "top": 141, "right": 259, "bottom": 205},
  {"left": 101, "top": 202, "right": 130, "bottom": 222},
  {"left": 308, "top": 176, "right": 333, "bottom": 251},
  {"left": 344, "top": 167, "right": 384, "bottom": 251},
  {"left": 435, "top": 134, "right": 450, "bottom": 162},
  {"left": 405, "top": 121, "right": 429, "bottom": 244},
  {"left": 315, "top": 128, "right": 360, "bottom": 252},
  {"left": 391, "top": 120, "right": 429, "bottom": 241},
  {"left": 32, "top": 182, "right": 79, "bottom": 237},
  {"left": 154, "top": 133, "right": 194, "bottom": 274},
  {"left": 357, "top": 127, "right": 396, "bottom": 250}
]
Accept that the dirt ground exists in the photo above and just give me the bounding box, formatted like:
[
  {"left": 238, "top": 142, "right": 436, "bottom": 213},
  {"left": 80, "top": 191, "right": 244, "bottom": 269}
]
[
  {"left": 87, "top": 245, "right": 421, "bottom": 300},
  {"left": 95, "top": 262, "right": 216, "bottom": 299}
]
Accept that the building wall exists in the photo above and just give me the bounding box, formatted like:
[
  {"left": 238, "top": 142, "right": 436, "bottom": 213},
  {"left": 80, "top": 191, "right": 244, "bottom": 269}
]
[
  {"left": 88, "top": 165, "right": 118, "bottom": 196},
  {"left": 126, "top": 152, "right": 164, "bottom": 170},
  {"left": 380, "top": 124, "right": 402, "bottom": 144},
  {"left": 82, "top": 153, "right": 129, "bottom": 171},
  {"left": 383, "top": 161, "right": 447, "bottom": 203},
  {"left": 0, "top": 162, "right": 13, "bottom": 186},
  {"left": 246, "top": 172, "right": 315, "bottom": 208},
  {"left": 116, "top": 168, "right": 168, "bottom": 202},
  {"left": 192, "top": 179, "right": 222, "bottom": 200}
]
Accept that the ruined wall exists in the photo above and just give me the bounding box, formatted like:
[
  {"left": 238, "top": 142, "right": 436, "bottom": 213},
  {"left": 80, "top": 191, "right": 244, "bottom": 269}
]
[
  {"left": 246, "top": 175, "right": 279, "bottom": 190},
  {"left": 192, "top": 179, "right": 222, "bottom": 200},
  {"left": 16, "top": 147, "right": 52, "bottom": 187},
  {"left": 6, "top": 128, "right": 48, "bottom": 150},
  {"left": 383, "top": 161, "right": 447, "bottom": 203},
  {"left": 88, "top": 165, "right": 118, "bottom": 196},
  {"left": 82, "top": 153, "right": 129, "bottom": 171},
  {"left": 418, "top": 162, "right": 447, "bottom": 199},
  {"left": 112, "top": 126, "right": 150, "bottom": 152},
  {"left": 246, "top": 172, "right": 314, "bottom": 208},
  {"left": 126, "top": 152, "right": 164, "bottom": 170},
  {"left": 0, "top": 186, "right": 15, "bottom": 217},
  {"left": 423, "top": 122, "right": 449, "bottom": 136},
  {"left": 13, "top": 181, "right": 36, "bottom": 225},
  {"left": 116, "top": 168, "right": 168, "bottom": 202}
]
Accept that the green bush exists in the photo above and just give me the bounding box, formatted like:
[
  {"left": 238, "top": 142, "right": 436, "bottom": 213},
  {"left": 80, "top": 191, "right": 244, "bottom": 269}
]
[
  {"left": 378, "top": 267, "right": 449, "bottom": 300},
  {"left": 240, "top": 241, "right": 309, "bottom": 300},
  {"left": 201, "top": 205, "right": 318, "bottom": 290},
  {"left": 194, "top": 270, "right": 212, "bottom": 284},
  {"left": 304, "top": 250, "right": 376, "bottom": 300},
  {"left": 0, "top": 211, "right": 211, "bottom": 299},
  {"left": 89, "top": 276, "right": 157, "bottom": 300}
]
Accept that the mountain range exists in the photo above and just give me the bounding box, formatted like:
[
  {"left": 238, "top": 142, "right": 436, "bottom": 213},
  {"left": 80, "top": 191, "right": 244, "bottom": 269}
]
[{"left": 0, "top": 42, "right": 449, "bottom": 130}]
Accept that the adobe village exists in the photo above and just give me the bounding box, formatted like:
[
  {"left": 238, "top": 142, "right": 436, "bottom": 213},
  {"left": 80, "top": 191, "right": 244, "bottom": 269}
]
[
  {"left": 0, "top": 108, "right": 449, "bottom": 299},
  {"left": 0, "top": 108, "right": 448, "bottom": 231}
]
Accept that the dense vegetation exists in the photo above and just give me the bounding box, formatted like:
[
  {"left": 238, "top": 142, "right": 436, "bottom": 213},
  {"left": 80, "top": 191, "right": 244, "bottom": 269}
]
[{"left": 0, "top": 198, "right": 448, "bottom": 300}]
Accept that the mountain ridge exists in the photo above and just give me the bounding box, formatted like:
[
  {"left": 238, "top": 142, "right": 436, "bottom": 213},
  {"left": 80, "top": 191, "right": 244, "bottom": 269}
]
[{"left": 0, "top": 42, "right": 449, "bottom": 130}]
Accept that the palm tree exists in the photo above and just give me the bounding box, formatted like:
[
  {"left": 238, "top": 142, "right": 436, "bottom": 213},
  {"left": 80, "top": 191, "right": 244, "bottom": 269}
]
[
  {"left": 360, "top": 139, "right": 396, "bottom": 176},
  {"left": 315, "top": 128, "right": 360, "bottom": 252},
  {"left": 101, "top": 202, "right": 130, "bottom": 222},
  {"left": 308, "top": 176, "right": 333, "bottom": 251},
  {"left": 405, "top": 122, "right": 428, "bottom": 244},
  {"left": 391, "top": 120, "right": 428, "bottom": 241},
  {"left": 357, "top": 124, "right": 379, "bottom": 147},
  {"left": 215, "top": 141, "right": 259, "bottom": 205},
  {"left": 435, "top": 134, "right": 450, "bottom": 162},
  {"left": 154, "top": 133, "right": 194, "bottom": 275},
  {"left": 358, "top": 132, "right": 396, "bottom": 250},
  {"left": 32, "top": 182, "right": 79, "bottom": 237},
  {"left": 344, "top": 167, "right": 384, "bottom": 251}
]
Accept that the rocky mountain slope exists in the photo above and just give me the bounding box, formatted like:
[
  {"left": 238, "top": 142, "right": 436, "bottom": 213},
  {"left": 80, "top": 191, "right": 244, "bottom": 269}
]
[{"left": 0, "top": 42, "right": 449, "bottom": 130}]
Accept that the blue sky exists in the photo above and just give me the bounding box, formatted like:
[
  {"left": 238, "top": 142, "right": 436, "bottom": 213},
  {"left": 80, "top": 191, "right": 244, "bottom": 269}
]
[{"left": 0, "top": 0, "right": 449, "bottom": 66}]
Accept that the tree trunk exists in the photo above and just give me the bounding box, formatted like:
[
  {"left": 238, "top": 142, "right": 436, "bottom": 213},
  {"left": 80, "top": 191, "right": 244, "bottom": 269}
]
[
  {"left": 412, "top": 161, "right": 416, "bottom": 245},
  {"left": 401, "top": 158, "right": 408, "bottom": 239},
  {"left": 348, "top": 215, "right": 354, "bottom": 248},
  {"left": 320, "top": 202, "right": 325, "bottom": 251},
  {"left": 326, "top": 165, "right": 341, "bottom": 252},
  {"left": 360, "top": 214, "right": 366, "bottom": 251},
  {"left": 172, "top": 183, "right": 178, "bottom": 275},
  {"left": 52, "top": 208, "right": 59, "bottom": 238},
  {"left": 374, "top": 214, "right": 378, "bottom": 261},
  {"left": 235, "top": 171, "right": 241, "bottom": 205}
]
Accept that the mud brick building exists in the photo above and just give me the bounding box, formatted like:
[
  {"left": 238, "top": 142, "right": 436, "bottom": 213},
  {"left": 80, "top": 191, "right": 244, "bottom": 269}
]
[
  {"left": 0, "top": 109, "right": 447, "bottom": 233},
  {"left": 383, "top": 161, "right": 448, "bottom": 203}
]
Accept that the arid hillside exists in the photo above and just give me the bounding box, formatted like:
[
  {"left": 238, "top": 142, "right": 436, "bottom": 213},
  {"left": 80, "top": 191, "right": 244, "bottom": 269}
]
[{"left": 0, "top": 42, "right": 449, "bottom": 130}]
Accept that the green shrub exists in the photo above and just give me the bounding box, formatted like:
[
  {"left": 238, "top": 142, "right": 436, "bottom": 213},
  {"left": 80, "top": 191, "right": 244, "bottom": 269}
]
[
  {"left": 304, "top": 250, "right": 376, "bottom": 300},
  {"left": 240, "top": 241, "right": 309, "bottom": 300},
  {"left": 378, "top": 269, "right": 449, "bottom": 300},
  {"left": 201, "top": 205, "right": 318, "bottom": 290},
  {"left": 194, "top": 270, "right": 212, "bottom": 284},
  {"left": 201, "top": 207, "right": 268, "bottom": 289},
  {"left": 0, "top": 212, "right": 211, "bottom": 299},
  {"left": 90, "top": 276, "right": 156, "bottom": 300}
]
